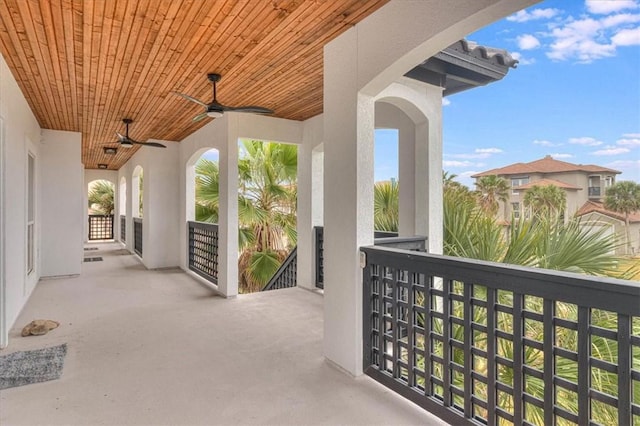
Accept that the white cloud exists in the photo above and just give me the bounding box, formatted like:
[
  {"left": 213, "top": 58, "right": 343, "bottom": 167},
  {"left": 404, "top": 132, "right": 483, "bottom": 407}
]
[
  {"left": 569, "top": 136, "right": 604, "bottom": 146},
  {"left": 442, "top": 98, "right": 451, "bottom": 106},
  {"left": 475, "top": 148, "right": 503, "bottom": 154},
  {"left": 547, "top": 18, "right": 617, "bottom": 62},
  {"left": 443, "top": 160, "right": 474, "bottom": 167},
  {"left": 511, "top": 52, "right": 536, "bottom": 65},
  {"left": 447, "top": 148, "right": 502, "bottom": 160},
  {"left": 617, "top": 136, "right": 640, "bottom": 146},
  {"left": 602, "top": 13, "right": 640, "bottom": 27},
  {"left": 533, "top": 139, "right": 559, "bottom": 146},
  {"left": 586, "top": 0, "right": 639, "bottom": 15},
  {"left": 606, "top": 159, "right": 640, "bottom": 168},
  {"left": 517, "top": 34, "right": 541, "bottom": 49},
  {"left": 623, "top": 132, "right": 640, "bottom": 137},
  {"left": 592, "top": 146, "right": 631, "bottom": 155},
  {"left": 612, "top": 27, "right": 640, "bottom": 45},
  {"left": 550, "top": 153, "right": 574, "bottom": 158},
  {"left": 507, "top": 8, "right": 560, "bottom": 22}
]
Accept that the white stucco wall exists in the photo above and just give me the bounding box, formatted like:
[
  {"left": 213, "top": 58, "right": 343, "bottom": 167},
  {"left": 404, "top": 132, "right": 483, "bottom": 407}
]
[
  {"left": 322, "top": 0, "right": 538, "bottom": 375},
  {"left": 0, "top": 53, "right": 42, "bottom": 348},
  {"left": 40, "top": 130, "right": 83, "bottom": 277},
  {"left": 118, "top": 140, "right": 181, "bottom": 269}
]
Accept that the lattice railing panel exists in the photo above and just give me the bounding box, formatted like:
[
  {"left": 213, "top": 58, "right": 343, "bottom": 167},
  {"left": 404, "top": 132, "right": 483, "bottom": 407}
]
[
  {"left": 362, "top": 246, "right": 640, "bottom": 426},
  {"left": 188, "top": 221, "right": 218, "bottom": 285}
]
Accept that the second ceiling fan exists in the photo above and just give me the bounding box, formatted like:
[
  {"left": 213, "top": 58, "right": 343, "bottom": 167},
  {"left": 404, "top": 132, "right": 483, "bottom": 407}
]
[
  {"left": 116, "top": 119, "right": 166, "bottom": 149},
  {"left": 173, "top": 73, "right": 274, "bottom": 121}
]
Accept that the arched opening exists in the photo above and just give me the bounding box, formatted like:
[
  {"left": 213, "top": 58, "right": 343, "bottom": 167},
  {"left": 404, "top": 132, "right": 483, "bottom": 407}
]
[
  {"left": 87, "top": 179, "right": 115, "bottom": 241},
  {"left": 132, "top": 166, "right": 143, "bottom": 218},
  {"left": 185, "top": 148, "right": 220, "bottom": 287},
  {"left": 237, "top": 138, "right": 297, "bottom": 294},
  {"left": 119, "top": 177, "right": 127, "bottom": 243},
  {"left": 131, "top": 166, "right": 143, "bottom": 256}
]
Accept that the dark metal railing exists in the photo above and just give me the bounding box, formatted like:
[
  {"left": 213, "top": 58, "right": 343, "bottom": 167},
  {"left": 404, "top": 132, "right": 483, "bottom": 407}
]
[
  {"left": 88, "top": 214, "right": 114, "bottom": 240},
  {"left": 314, "top": 226, "right": 324, "bottom": 289},
  {"left": 314, "top": 226, "right": 425, "bottom": 290},
  {"left": 262, "top": 247, "right": 297, "bottom": 291},
  {"left": 120, "top": 215, "right": 126, "bottom": 243},
  {"left": 588, "top": 186, "right": 601, "bottom": 197},
  {"left": 361, "top": 246, "right": 640, "bottom": 426},
  {"left": 187, "top": 221, "right": 218, "bottom": 285},
  {"left": 133, "top": 218, "right": 142, "bottom": 256}
]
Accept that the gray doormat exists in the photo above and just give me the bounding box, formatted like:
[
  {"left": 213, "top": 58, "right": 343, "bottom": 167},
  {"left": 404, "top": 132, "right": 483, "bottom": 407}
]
[{"left": 0, "top": 344, "right": 67, "bottom": 389}]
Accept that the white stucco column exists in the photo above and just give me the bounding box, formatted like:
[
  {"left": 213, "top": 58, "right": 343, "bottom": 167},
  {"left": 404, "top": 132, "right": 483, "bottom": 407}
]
[
  {"left": 322, "top": 0, "right": 537, "bottom": 377},
  {"left": 324, "top": 27, "right": 376, "bottom": 376},
  {"left": 296, "top": 116, "right": 324, "bottom": 290},
  {"left": 217, "top": 124, "right": 239, "bottom": 297}
]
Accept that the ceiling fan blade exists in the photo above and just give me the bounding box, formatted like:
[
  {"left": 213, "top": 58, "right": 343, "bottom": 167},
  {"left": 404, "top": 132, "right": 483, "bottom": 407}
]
[
  {"left": 115, "top": 131, "right": 126, "bottom": 141},
  {"left": 130, "top": 139, "right": 166, "bottom": 148},
  {"left": 223, "top": 105, "right": 274, "bottom": 114},
  {"left": 172, "top": 91, "right": 208, "bottom": 107},
  {"left": 192, "top": 112, "right": 210, "bottom": 122}
]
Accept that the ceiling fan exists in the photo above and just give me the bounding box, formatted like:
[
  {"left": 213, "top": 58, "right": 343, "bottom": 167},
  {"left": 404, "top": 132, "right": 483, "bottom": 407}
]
[
  {"left": 173, "top": 73, "right": 274, "bottom": 121},
  {"left": 115, "top": 118, "right": 166, "bottom": 148}
]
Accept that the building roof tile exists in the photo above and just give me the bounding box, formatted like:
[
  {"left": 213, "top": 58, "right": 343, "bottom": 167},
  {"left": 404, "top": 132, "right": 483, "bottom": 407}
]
[
  {"left": 576, "top": 200, "right": 640, "bottom": 223},
  {"left": 472, "top": 155, "right": 621, "bottom": 178}
]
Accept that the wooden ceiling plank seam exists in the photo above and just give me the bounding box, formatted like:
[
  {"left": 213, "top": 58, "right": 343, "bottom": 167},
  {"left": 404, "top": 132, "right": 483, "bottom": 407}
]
[
  {"left": 72, "top": 0, "right": 84, "bottom": 131},
  {"left": 130, "top": 1, "right": 239, "bottom": 136},
  {"left": 92, "top": 0, "right": 121, "bottom": 149},
  {"left": 30, "top": 0, "right": 67, "bottom": 129},
  {"left": 118, "top": 0, "right": 189, "bottom": 137},
  {"left": 164, "top": 0, "right": 251, "bottom": 104},
  {"left": 12, "top": 0, "right": 58, "bottom": 128},
  {"left": 60, "top": 0, "right": 81, "bottom": 131},
  {"left": 97, "top": 0, "right": 152, "bottom": 169},
  {"left": 113, "top": 0, "right": 166, "bottom": 129},
  {"left": 135, "top": 0, "right": 280, "bottom": 134},
  {"left": 222, "top": 1, "right": 359, "bottom": 101},
  {"left": 43, "top": 0, "right": 73, "bottom": 131},
  {"left": 0, "top": 4, "right": 43, "bottom": 120},
  {"left": 96, "top": 0, "right": 143, "bottom": 162},
  {"left": 83, "top": 0, "right": 99, "bottom": 137},
  {"left": 131, "top": 0, "right": 216, "bottom": 138},
  {"left": 98, "top": 0, "right": 149, "bottom": 157}
]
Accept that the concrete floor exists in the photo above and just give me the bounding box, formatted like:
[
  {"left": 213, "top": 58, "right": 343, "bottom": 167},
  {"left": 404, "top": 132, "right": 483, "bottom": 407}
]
[{"left": 1, "top": 242, "right": 445, "bottom": 425}]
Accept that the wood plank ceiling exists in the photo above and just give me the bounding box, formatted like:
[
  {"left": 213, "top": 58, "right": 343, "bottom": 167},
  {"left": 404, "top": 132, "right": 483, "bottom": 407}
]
[{"left": 0, "top": 0, "right": 388, "bottom": 169}]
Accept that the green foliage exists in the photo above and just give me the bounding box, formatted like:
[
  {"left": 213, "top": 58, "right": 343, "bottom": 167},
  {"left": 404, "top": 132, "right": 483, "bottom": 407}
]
[
  {"left": 475, "top": 175, "right": 510, "bottom": 217},
  {"left": 523, "top": 184, "right": 566, "bottom": 220},
  {"left": 604, "top": 180, "right": 640, "bottom": 254},
  {"left": 194, "top": 141, "right": 297, "bottom": 293},
  {"left": 88, "top": 180, "right": 115, "bottom": 214},
  {"left": 373, "top": 180, "right": 399, "bottom": 232},
  {"left": 195, "top": 159, "right": 219, "bottom": 223}
]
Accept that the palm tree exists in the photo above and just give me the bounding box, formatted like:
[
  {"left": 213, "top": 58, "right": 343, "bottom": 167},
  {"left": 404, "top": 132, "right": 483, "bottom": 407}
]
[
  {"left": 237, "top": 140, "right": 297, "bottom": 293},
  {"left": 604, "top": 181, "right": 640, "bottom": 254},
  {"left": 88, "top": 180, "right": 115, "bottom": 214},
  {"left": 373, "top": 180, "right": 399, "bottom": 232},
  {"left": 523, "top": 184, "right": 567, "bottom": 221},
  {"left": 194, "top": 159, "right": 219, "bottom": 223},
  {"left": 475, "top": 175, "right": 509, "bottom": 217},
  {"left": 194, "top": 141, "right": 297, "bottom": 293}
]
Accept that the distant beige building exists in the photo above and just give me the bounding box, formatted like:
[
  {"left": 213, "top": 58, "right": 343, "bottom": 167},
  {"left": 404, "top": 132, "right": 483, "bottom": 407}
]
[
  {"left": 472, "top": 155, "right": 621, "bottom": 222},
  {"left": 576, "top": 201, "right": 640, "bottom": 255}
]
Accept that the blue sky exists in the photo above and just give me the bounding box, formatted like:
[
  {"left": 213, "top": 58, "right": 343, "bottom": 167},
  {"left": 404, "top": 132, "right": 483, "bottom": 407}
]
[{"left": 375, "top": 0, "right": 640, "bottom": 188}]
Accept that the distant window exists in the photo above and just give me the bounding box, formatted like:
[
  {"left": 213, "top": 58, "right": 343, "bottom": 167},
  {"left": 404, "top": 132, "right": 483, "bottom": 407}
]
[
  {"left": 511, "top": 202, "right": 520, "bottom": 219},
  {"left": 511, "top": 176, "right": 529, "bottom": 194},
  {"left": 604, "top": 176, "right": 613, "bottom": 187}
]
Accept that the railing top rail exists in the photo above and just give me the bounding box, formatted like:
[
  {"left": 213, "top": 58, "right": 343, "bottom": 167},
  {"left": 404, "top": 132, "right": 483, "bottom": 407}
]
[
  {"left": 361, "top": 245, "right": 640, "bottom": 316},
  {"left": 373, "top": 235, "right": 427, "bottom": 245},
  {"left": 133, "top": 217, "right": 142, "bottom": 223},
  {"left": 188, "top": 221, "right": 219, "bottom": 231}
]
